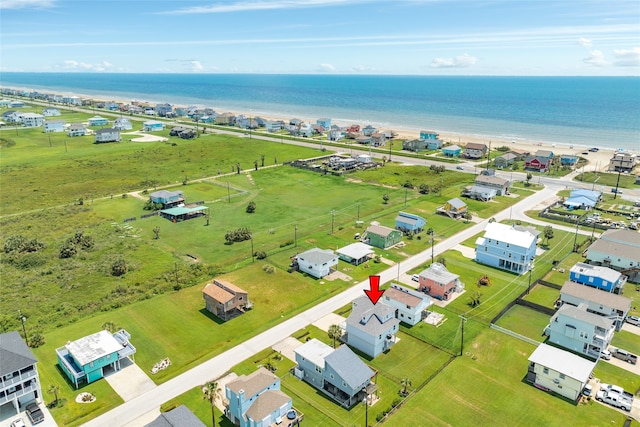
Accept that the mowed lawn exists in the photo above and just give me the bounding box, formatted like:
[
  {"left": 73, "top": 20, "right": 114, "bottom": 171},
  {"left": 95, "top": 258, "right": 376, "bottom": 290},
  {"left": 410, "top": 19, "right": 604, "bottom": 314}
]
[{"left": 390, "top": 328, "right": 634, "bottom": 427}]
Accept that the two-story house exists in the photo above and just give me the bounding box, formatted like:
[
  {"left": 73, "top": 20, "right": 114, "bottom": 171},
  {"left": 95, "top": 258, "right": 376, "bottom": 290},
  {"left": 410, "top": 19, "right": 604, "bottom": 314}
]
[
  {"left": 569, "top": 262, "right": 627, "bottom": 293},
  {"left": 475, "top": 222, "right": 537, "bottom": 274},
  {"left": 44, "top": 120, "right": 65, "bottom": 133},
  {"left": 544, "top": 303, "right": 615, "bottom": 359},
  {"left": 417, "top": 262, "right": 463, "bottom": 301},
  {"left": 225, "top": 367, "right": 295, "bottom": 427},
  {"left": 525, "top": 150, "right": 554, "bottom": 172},
  {"left": 560, "top": 281, "right": 631, "bottom": 331},
  {"left": 382, "top": 284, "right": 432, "bottom": 326},
  {"left": 586, "top": 229, "right": 640, "bottom": 283},
  {"left": 143, "top": 120, "right": 164, "bottom": 132},
  {"left": 113, "top": 117, "right": 133, "bottom": 130},
  {"left": 203, "top": 279, "right": 252, "bottom": 321},
  {"left": 67, "top": 123, "right": 86, "bottom": 137},
  {"left": 19, "top": 113, "right": 45, "bottom": 127},
  {"left": 295, "top": 248, "right": 339, "bottom": 279},
  {"left": 294, "top": 339, "right": 375, "bottom": 407},
  {"left": 395, "top": 212, "right": 426, "bottom": 235},
  {"left": 87, "top": 115, "right": 109, "bottom": 126},
  {"left": 436, "top": 197, "right": 468, "bottom": 219},
  {"left": 345, "top": 296, "right": 399, "bottom": 358},
  {"left": 0, "top": 331, "right": 42, "bottom": 416},
  {"left": 463, "top": 142, "right": 488, "bottom": 159},
  {"left": 149, "top": 190, "right": 185, "bottom": 208},
  {"left": 474, "top": 174, "right": 510, "bottom": 195},
  {"left": 608, "top": 152, "right": 637, "bottom": 172},
  {"left": 56, "top": 329, "right": 136, "bottom": 388},
  {"left": 364, "top": 225, "right": 402, "bottom": 249},
  {"left": 94, "top": 128, "right": 121, "bottom": 143},
  {"left": 527, "top": 343, "right": 596, "bottom": 402}
]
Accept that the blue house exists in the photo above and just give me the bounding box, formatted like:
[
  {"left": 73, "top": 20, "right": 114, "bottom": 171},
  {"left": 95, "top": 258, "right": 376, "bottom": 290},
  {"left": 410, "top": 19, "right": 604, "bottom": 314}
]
[
  {"left": 569, "top": 262, "right": 626, "bottom": 293},
  {"left": 56, "top": 330, "right": 136, "bottom": 388},
  {"left": 316, "top": 118, "right": 332, "bottom": 129},
  {"left": 44, "top": 120, "right": 65, "bottom": 133},
  {"left": 560, "top": 154, "right": 578, "bottom": 166},
  {"left": 150, "top": 190, "right": 185, "bottom": 208},
  {"left": 475, "top": 222, "right": 537, "bottom": 274},
  {"left": 420, "top": 130, "right": 439, "bottom": 140},
  {"left": 87, "top": 115, "right": 109, "bottom": 126},
  {"left": 225, "top": 367, "right": 295, "bottom": 427},
  {"left": 345, "top": 296, "right": 400, "bottom": 358},
  {"left": 294, "top": 339, "right": 375, "bottom": 407},
  {"left": 442, "top": 144, "right": 462, "bottom": 157},
  {"left": 143, "top": 120, "right": 164, "bottom": 132},
  {"left": 563, "top": 189, "right": 601, "bottom": 210},
  {"left": 395, "top": 211, "right": 426, "bottom": 234}
]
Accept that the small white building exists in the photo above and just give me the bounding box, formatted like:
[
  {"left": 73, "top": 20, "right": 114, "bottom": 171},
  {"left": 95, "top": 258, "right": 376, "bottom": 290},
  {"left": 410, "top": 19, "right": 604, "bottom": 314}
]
[
  {"left": 382, "top": 284, "right": 432, "bottom": 326},
  {"left": 527, "top": 343, "right": 596, "bottom": 401},
  {"left": 295, "top": 248, "right": 338, "bottom": 279}
]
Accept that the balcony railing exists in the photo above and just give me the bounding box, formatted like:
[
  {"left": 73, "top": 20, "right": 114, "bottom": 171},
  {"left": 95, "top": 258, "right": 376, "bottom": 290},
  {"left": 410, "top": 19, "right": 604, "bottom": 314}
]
[
  {"left": 0, "top": 382, "right": 39, "bottom": 405},
  {"left": 1, "top": 368, "right": 37, "bottom": 389}
]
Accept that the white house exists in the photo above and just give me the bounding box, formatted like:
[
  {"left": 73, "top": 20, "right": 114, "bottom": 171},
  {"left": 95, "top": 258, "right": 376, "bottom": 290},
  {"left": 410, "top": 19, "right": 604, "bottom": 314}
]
[
  {"left": 19, "top": 113, "right": 45, "bottom": 127},
  {"left": 475, "top": 222, "right": 537, "bottom": 274},
  {"left": 527, "top": 343, "right": 596, "bottom": 401},
  {"left": 67, "top": 123, "right": 86, "bottom": 137},
  {"left": 44, "top": 120, "right": 65, "bottom": 133},
  {"left": 0, "top": 331, "right": 43, "bottom": 417},
  {"left": 345, "top": 295, "right": 399, "bottom": 358},
  {"left": 143, "top": 120, "right": 164, "bottom": 132},
  {"left": 382, "top": 284, "right": 432, "bottom": 326},
  {"left": 295, "top": 248, "right": 338, "bottom": 279},
  {"left": 42, "top": 108, "right": 61, "bottom": 116},
  {"left": 113, "top": 117, "right": 133, "bottom": 130},
  {"left": 544, "top": 303, "right": 615, "bottom": 359},
  {"left": 560, "top": 281, "right": 631, "bottom": 331},
  {"left": 585, "top": 229, "right": 640, "bottom": 283},
  {"left": 95, "top": 128, "right": 121, "bottom": 143}
]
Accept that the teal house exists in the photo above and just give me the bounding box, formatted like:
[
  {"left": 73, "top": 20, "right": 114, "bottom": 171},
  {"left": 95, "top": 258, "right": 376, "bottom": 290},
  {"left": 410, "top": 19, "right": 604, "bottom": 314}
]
[
  {"left": 150, "top": 190, "right": 185, "bottom": 208},
  {"left": 364, "top": 224, "right": 402, "bottom": 249},
  {"left": 56, "top": 330, "right": 136, "bottom": 388},
  {"left": 420, "top": 130, "right": 440, "bottom": 140},
  {"left": 442, "top": 144, "right": 462, "bottom": 157}
]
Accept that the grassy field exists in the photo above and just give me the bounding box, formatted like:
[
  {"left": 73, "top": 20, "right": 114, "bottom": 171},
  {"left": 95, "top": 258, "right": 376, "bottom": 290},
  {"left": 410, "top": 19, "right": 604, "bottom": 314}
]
[
  {"left": 494, "top": 305, "right": 549, "bottom": 341},
  {"left": 390, "top": 328, "right": 636, "bottom": 427},
  {"left": 574, "top": 171, "right": 638, "bottom": 189}
]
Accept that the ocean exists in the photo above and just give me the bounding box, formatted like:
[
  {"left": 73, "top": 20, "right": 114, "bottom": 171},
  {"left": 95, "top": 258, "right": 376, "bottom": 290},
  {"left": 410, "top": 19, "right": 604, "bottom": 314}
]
[{"left": 1, "top": 73, "right": 638, "bottom": 150}]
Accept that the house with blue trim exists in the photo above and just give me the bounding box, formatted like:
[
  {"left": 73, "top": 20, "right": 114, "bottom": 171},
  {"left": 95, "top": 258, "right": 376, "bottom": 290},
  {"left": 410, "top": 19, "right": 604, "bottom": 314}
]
[
  {"left": 563, "top": 189, "right": 601, "bottom": 210},
  {"left": 395, "top": 212, "right": 426, "bottom": 234},
  {"left": 44, "top": 120, "right": 65, "bottom": 133},
  {"left": 88, "top": 115, "right": 109, "bottom": 127},
  {"left": 442, "top": 145, "right": 462, "bottom": 157},
  {"left": 317, "top": 118, "right": 331, "bottom": 129},
  {"left": 560, "top": 154, "right": 578, "bottom": 166},
  {"left": 420, "top": 130, "right": 439, "bottom": 140},
  {"left": 294, "top": 339, "right": 376, "bottom": 407},
  {"left": 345, "top": 296, "right": 400, "bottom": 358},
  {"left": 569, "top": 262, "right": 626, "bottom": 293},
  {"left": 475, "top": 222, "right": 537, "bottom": 274},
  {"left": 150, "top": 190, "right": 185, "bottom": 208},
  {"left": 560, "top": 280, "right": 631, "bottom": 331},
  {"left": 56, "top": 329, "right": 136, "bottom": 388},
  {"left": 383, "top": 284, "right": 432, "bottom": 326},
  {"left": 295, "top": 248, "right": 339, "bottom": 279},
  {"left": 585, "top": 229, "right": 640, "bottom": 283},
  {"left": 225, "top": 367, "right": 295, "bottom": 427},
  {"left": 143, "top": 120, "right": 164, "bottom": 132}
]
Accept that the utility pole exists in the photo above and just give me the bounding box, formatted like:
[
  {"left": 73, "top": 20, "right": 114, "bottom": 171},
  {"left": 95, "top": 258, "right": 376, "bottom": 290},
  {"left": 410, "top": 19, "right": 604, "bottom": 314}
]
[
  {"left": 404, "top": 187, "right": 408, "bottom": 207},
  {"left": 227, "top": 182, "right": 231, "bottom": 203},
  {"left": 460, "top": 316, "right": 466, "bottom": 356},
  {"left": 18, "top": 310, "right": 28, "bottom": 347},
  {"left": 613, "top": 169, "right": 622, "bottom": 200},
  {"left": 294, "top": 224, "right": 298, "bottom": 247},
  {"left": 331, "top": 210, "right": 336, "bottom": 234},
  {"left": 251, "top": 235, "right": 255, "bottom": 263}
]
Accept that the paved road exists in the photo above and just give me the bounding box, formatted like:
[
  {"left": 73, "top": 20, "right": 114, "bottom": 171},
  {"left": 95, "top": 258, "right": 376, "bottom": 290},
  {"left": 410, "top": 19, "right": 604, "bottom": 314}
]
[{"left": 84, "top": 185, "right": 567, "bottom": 426}]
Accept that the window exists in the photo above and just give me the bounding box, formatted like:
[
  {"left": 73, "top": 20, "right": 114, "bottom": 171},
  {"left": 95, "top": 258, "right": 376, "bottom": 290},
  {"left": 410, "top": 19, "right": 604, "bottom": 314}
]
[
  {"left": 543, "top": 367, "right": 549, "bottom": 374},
  {"left": 484, "top": 247, "right": 488, "bottom": 252},
  {"left": 559, "top": 374, "right": 565, "bottom": 379},
  {"left": 330, "top": 374, "right": 334, "bottom": 379},
  {"left": 588, "top": 277, "right": 594, "bottom": 283}
]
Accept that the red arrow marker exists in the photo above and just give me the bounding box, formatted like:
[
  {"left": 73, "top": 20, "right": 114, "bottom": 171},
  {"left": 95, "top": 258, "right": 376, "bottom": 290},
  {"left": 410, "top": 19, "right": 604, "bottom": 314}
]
[{"left": 364, "top": 275, "right": 384, "bottom": 305}]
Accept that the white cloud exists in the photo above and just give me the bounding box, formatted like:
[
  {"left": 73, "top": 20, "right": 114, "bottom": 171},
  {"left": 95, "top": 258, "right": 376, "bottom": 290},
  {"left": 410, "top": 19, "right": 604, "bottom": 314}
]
[
  {"left": 159, "top": 0, "right": 357, "bottom": 15},
  {"left": 62, "top": 60, "right": 114, "bottom": 72},
  {"left": 190, "top": 61, "right": 205, "bottom": 72},
  {"left": 0, "top": 0, "right": 55, "bottom": 9},
  {"left": 582, "top": 50, "right": 608, "bottom": 67},
  {"left": 317, "top": 63, "right": 336, "bottom": 72},
  {"left": 431, "top": 53, "right": 477, "bottom": 68},
  {"left": 351, "top": 65, "right": 374, "bottom": 73},
  {"left": 612, "top": 47, "right": 640, "bottom": 66},
  {"left": 577, "top": 37, "right": 592, "bottom": 48}
]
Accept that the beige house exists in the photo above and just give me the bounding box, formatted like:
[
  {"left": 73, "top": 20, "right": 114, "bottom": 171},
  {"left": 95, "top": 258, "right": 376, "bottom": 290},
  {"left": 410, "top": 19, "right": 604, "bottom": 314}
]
[
  {"left": 203, "top": 279, "right": 252, "bottom": 320},
  {"left": 608, "top": 152, "right": 637, "bottom": 172}
]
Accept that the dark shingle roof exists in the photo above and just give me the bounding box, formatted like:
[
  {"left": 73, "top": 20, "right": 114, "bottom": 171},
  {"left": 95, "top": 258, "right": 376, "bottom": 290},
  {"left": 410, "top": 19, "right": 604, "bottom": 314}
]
[
  {"left": 0, "top": 331, "right": 38, "bottom": 376},
  {"left": 145, "top": 404, "right": 206, "bottom": 427}
]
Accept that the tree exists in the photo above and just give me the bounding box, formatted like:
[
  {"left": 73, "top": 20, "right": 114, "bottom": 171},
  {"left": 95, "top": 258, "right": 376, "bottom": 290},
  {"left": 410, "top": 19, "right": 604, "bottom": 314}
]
[
  {"left": 59, "top": 240, "right": 77, "bottom": 259},
  {"left": 111, "top": 257, "right": 127, "bottom": 276},
  {"left": 382, "top": 194, "right": 389, "bottom": 204},
  {"left": 246, "top": 201, "right": 256, "bottom": 213},
  {"left": 436, "top": 256, "right": 447, "bottom": 267},
  {"left": 261, "top": 154, "right": 265, "bottom": 167},
  {"left": 47, "top": 384, "right": 60, "bottom": 407},
  {"left": 400, "top": 377, "right": 412, "bottom": 396},
  {"left": 328, "top": 324, "right": 342, "bottom": 348},
  {"left": 253, "top": 160, "right": 258, "bottom": 171},
  {"left": 418, "top": 183, "right": 429, "bottom": 194},
  {"left": 202, "top": 381, "right": 221, "bottom": 427},
  {"left": 468, "top": 290, "right": 483, "bottom": 308},
  {"left": 153, "top": 226, "right": 161, "bottom": 240},
  {"left": 102, "top": 321, "right": 117, "bottom": 333},
  {"left": 462, "top": 212, "right": 472, "bottom": 222},
  {"left": 543, "top": 225, "right": 554, "bottom": 246},
  {"left": 526, "top": 173, "right": 533, "bottom": 186}
]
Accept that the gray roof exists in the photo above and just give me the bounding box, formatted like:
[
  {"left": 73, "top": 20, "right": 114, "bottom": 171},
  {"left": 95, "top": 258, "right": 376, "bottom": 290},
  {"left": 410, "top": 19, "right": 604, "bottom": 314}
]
[
  {"left": 246, "top": 390, "right": 291, "bottom": 422},
  {"left": 95, "top": 128, "right": 119, "bottom": 134},
  {"left": 226, "top": 367, "right": 277, "bottom": 397},
  {"left": 600, "top": 229, "right": 640, "bottom": 247},
  {"left": 0, "top": 331, "right": 38, "bottom": 376},
  {"left": 587, "top": 239, "right": 640, "bottom": 263},
  {"left": 66, "top": 330, "right": 122, "bottom": 367},
  {"left": 324, "top": 345, "right": 374, "bottom": 390},
  {"left": 298, "top": 247, "right": 337, "bottom": 264},
  {"left": 419, "top": 263, "right": 459, "bottom": 284},
  {"left": 346, "top": 296, "right": 399, "bottom": 336},
  {"left": 336, "top": 242, "right": 374, "bottom": 260},
  {"left": 366, "top": 224, "right": 398, "bottom": 238},
  {"left": 475, "top": 175, "right": 509, "bottom": 186},
  {"left": 448, "top": 198, "right": 467, "bottom": 209},
  {"left": 551, "top": 304, "right": 615, "bottom": 330},
  {"left": 145, "top": 404, "right": 206, "bottom": 427},
  {"left": 560, "top": 281, "right": 631, "bottom": 312},
  {"left": 151, "top": 190, "right": 184, "bottom": 199},
  {"left": 528, "top": 344, "right": 595, "bottom": 383}
]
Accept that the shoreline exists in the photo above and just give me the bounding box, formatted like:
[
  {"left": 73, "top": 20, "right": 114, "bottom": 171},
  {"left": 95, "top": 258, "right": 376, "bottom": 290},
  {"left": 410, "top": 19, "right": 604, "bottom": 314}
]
[{"left": 2, "top": 84, "right": 624, "bottom": 172}]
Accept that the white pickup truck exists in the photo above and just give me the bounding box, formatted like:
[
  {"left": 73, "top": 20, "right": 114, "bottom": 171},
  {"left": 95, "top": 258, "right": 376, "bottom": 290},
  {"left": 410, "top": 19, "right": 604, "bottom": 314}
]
[{"left": 596, "top": 390, "right": 632, "bottom": 412}]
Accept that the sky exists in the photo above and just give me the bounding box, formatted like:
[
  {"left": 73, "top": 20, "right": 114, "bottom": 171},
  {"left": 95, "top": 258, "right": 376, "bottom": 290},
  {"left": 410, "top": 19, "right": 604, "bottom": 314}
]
[{"left": 1, "top": 0, "right": 639, "bottom": 75}]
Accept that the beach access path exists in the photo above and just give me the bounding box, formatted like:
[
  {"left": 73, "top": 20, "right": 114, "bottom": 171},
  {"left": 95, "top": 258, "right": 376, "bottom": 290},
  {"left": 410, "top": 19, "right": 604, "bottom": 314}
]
[{"left": 83, "top": 182, "right": 595, "bottom": 427}]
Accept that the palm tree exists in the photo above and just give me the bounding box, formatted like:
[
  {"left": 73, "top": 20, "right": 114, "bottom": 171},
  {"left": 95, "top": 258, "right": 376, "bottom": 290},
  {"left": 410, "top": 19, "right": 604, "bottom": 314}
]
[
  {"left": 47, "top": 384, "right": 60, "bottom": 406},
  {"left": 101, "top": 321, "right": 117, "bottom": 333},
  {"left": 400, "top": 377, "right": 412, "bottom": 396},
  {"left": 327, "top": 324, "right": 342, "bottom": 348},
  {"left": 202, "top": 381, "right": 221, "bottom": 427}
]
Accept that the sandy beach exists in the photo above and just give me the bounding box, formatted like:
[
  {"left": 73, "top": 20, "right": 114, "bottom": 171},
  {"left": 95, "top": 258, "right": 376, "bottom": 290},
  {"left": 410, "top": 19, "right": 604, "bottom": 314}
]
[{"left": 4, "top": 85, "right": 619, "bottom": 172}]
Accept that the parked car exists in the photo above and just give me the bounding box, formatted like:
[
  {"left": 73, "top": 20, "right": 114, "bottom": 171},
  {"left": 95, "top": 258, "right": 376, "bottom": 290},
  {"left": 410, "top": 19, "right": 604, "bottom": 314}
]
[
  {"left": 25, "top": 402, "right": 44, "bottom": 425},
  {"left": 626, "top": 315, "right": 640, "bottom": 326},
  {"left": 611, "top": 348, "right": 638, "bottom": 365},
  {"left": 596, "top": 390, "right": 631, "bottom": 412},
  {"left": 600, "top": 383, "right": 634, "bottom": 401},
  {"left": 611, "top": 188, "right": 623, "bottom": 194},
  {"left": 10, "top": 418, "right": 26, "bottom": 427},
  {"left": 456, "top": 165, "right": 463, "bottom": 170},
  {"left": 589, "top": 147, "right": 599, "bottom": 152},
  {"left": 582, "top": 384, "right": 593, "bottom": 397},
  {"left": 600, "top": 349, "right": 611, "bottom": 360},
  {"left": 412, "top": 274, "right": 420, "bottom": 282}
]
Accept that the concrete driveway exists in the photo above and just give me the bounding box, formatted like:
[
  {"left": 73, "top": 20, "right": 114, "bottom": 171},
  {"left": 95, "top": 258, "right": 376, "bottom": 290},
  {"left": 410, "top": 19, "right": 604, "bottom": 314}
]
[
  {"left": 272, "top": 337, "right": 304, "bottom": 363},
  {"left": 105, "top": 359, "right": 157, "bottom": 402}
]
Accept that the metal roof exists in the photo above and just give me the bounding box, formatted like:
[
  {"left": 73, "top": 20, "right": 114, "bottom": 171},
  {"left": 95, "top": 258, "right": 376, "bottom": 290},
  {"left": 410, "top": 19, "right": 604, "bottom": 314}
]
[
  {"left": 570, "top": 262, "right": 623, "bottom": 284},
  {"left": 481, "top": 222, "right": 536, "bottom": 248},
  {"left": 324, "top": 345, "right": 374, "bottom": 390},
  {"left": 528, "top": 343, "right": 595, "bottom": 383},
  {"left": 336, "top": 242, "right": 374, "bottom": 260},
  {"left": 65, "top": 330, "right": 122, "bottom": 367},
  {"left": 298, "top": 248, "right": 337, "bottom": 264},
  {"left": 294, "top": 338, "right": 334, "bottom": 369},
  {"left": 160, "top": 206, "right": 208, "bottom": 216},
  {"left": 560, "top": 281, "right": 631, "bottom": 312}
]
